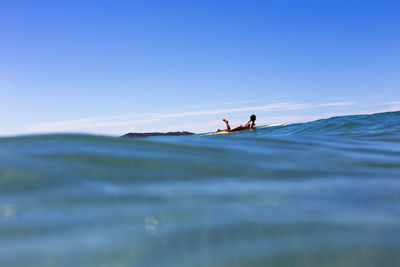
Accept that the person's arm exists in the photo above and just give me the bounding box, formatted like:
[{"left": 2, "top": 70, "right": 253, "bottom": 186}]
[
  {"left": 246, "top": 121, "right": 254, "bottom": 129},
  {"left": 250, "top": 121, "right": 255, "bottom": 129}
]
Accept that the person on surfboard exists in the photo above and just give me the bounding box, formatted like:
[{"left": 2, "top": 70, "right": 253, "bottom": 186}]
[{"left": 216, "top": 114, "right": 256, "bottom": 133}]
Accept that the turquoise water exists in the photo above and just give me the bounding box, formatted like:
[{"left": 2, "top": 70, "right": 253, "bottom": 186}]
[{"left": 1, "top": 111, "right": 400, "bottom": 267}]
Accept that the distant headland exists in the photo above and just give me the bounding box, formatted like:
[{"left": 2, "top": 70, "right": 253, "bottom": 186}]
[{"left": 121, "top": 131, "right": 194, "bottom": 138}]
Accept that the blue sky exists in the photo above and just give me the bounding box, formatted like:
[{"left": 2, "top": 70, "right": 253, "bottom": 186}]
[{"left": 1, "top": 0, "right": 399, "bottom": 136}]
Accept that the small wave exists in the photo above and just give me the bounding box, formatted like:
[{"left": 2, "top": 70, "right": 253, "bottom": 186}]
[{"left": 254, "top": 111, "right": 400, "bottom": 138}]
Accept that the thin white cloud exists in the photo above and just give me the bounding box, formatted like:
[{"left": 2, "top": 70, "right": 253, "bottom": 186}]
[
  {"left": 382, "top": 101, "right": 400, "bottom": 111},
  {"left": 25, "top": 102, "right": 307, "bottom": 133},
  {"left": 175, "top": 98, "right": 271, "bottom": 110},
  {"left": 317, "top": 101, "right": 357, "bottom": 107},
  {"left": 23, "top": 101, "right": 359, "bottom": 134},
  {"left": 384, "top": 101, "right": 400, "bottom": 105}
]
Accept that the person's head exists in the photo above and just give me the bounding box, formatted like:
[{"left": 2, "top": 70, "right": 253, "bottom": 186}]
[{"left": 250, "top": 114, "right": 256, "bottom": 122}]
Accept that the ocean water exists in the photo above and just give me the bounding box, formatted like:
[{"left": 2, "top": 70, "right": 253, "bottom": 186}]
[{"left": 1, "top": 111, "right": 400, "bottom": 267}]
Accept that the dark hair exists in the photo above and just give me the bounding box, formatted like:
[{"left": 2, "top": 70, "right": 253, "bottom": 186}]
[{"left": 250, "top": 114, "right": 256, "bottom": 121}]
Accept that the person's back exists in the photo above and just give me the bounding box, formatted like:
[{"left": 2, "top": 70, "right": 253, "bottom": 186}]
[{"left": 216, "top": 114, "right": 256, "bottom": 133}]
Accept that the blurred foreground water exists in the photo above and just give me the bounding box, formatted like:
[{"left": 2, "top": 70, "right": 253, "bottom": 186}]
[{"left": 1, "top": 111, "right": 400, "bottom": 267}]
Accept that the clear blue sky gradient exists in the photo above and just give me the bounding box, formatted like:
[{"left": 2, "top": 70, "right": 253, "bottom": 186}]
[{"left": 1, "top": 0, "right": 399, "bottom": 135}]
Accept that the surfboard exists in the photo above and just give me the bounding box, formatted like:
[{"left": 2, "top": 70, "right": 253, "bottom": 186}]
[
  {"left": 203, "top": 122, "right": 286, "bottom": 136},
  {"left": 254, "top": 122, "right": 286, "bottom": 129}
]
